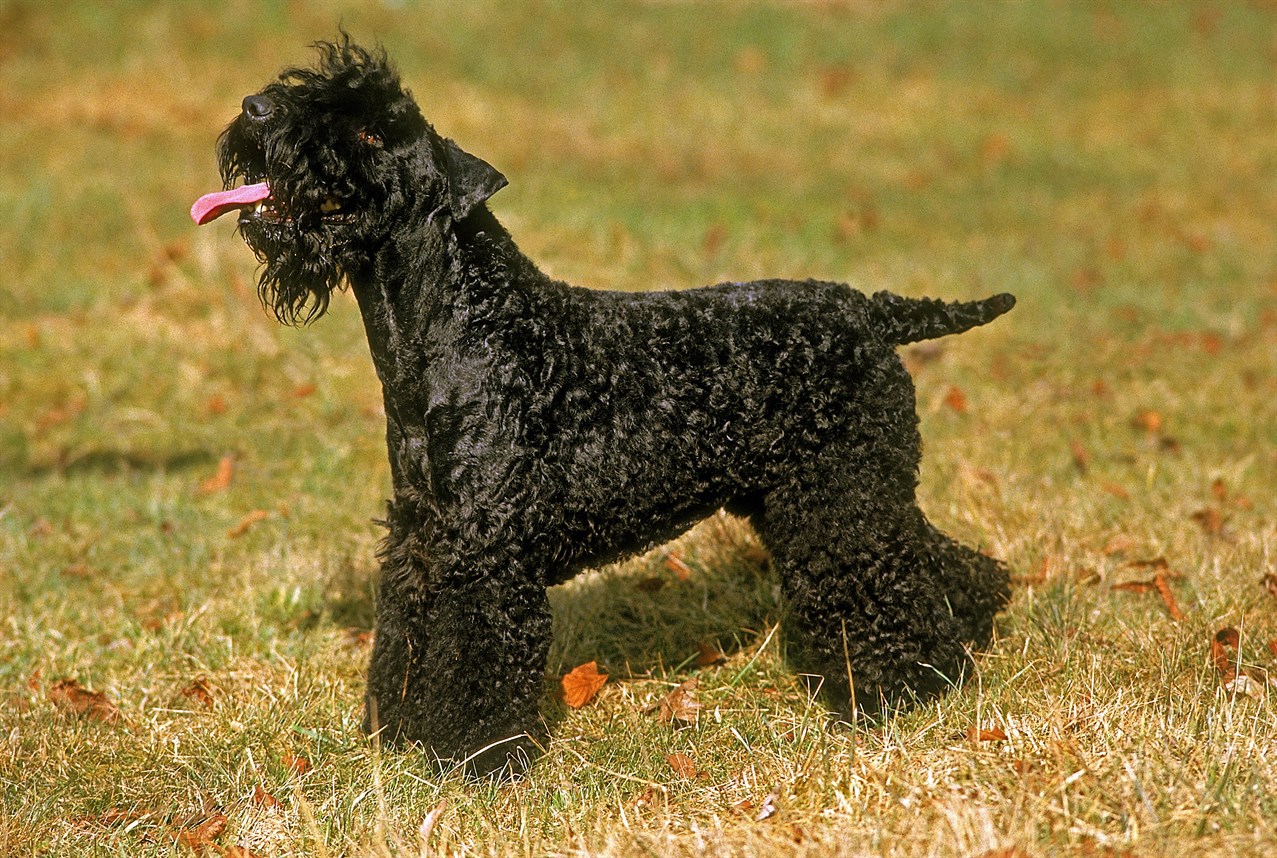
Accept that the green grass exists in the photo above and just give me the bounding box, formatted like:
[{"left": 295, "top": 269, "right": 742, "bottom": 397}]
[{"left": 3, "top": 1, "right": 1276, "bottom": 855}]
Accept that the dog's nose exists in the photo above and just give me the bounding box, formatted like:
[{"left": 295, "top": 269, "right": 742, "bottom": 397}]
[{"left": 242, "top": 95, "right": 274, "bottom": 120}]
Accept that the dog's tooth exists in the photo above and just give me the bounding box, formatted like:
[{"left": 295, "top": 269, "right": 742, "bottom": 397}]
[{"left": 320, "top": 198, "right": 341, "bottom": 213}]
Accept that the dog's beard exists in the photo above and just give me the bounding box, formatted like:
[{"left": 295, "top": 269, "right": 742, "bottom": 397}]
[{"left": 240, "top": 218, "right": 343, "bottom": 324}]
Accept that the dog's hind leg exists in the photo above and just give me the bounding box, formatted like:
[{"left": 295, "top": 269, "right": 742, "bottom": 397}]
[
  {"left": 756, "top": 361, "right": 1004, "bottom": 717},
  {"left": 363, "top": 534, "right": 552, "bottom": 778}
]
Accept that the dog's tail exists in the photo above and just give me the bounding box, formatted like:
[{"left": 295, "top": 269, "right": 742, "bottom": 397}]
[{"left": 869, "top": 291, "right": 1015, "bottom": 346}]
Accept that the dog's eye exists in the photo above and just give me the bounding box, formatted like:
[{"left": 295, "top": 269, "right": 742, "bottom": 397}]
[{"left": 358, "top": 129, "right": 382, "bottom": 146}]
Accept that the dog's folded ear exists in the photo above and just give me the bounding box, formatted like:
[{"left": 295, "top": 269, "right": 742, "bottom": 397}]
[{"left": 442, "top": 138, "right": 508, "bottom": 219}]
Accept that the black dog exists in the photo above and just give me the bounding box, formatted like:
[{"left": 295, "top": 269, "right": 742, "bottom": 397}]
[{"left": 194, "top": 38, "right": 1013, "bottom": 776}]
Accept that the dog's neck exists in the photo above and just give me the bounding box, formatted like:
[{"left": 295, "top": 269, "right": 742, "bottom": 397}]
[{"left": 346, "top": 205, "right": 543, "bottom": 389}]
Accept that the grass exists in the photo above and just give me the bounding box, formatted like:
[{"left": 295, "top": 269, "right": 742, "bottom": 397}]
[{"left": 2, "top": 0, "right": 1276, "bottom": 854}]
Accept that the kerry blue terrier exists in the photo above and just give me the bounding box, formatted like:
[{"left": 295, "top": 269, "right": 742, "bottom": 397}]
[{"left": 193, "top": 38, "right": 1014, "bottom": 777}]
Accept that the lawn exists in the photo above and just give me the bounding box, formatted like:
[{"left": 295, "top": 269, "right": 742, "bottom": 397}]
[{"left": 2, "top": 1, "right": 1276, "bottom": 855}]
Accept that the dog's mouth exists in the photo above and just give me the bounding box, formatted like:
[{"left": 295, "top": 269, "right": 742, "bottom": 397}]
[{"left": 191, "top": 181, "right": 351, "bottom": 227}]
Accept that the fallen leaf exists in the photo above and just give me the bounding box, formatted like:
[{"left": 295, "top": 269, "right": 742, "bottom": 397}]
[
  {"left": 198, "top": 455, "right": 235, "bottom": 495},
  {"left": 695, "top": 641, "right": 726, "bottom": 667},
  {"left": 1101, "top": 535, "right": 1137, "bottom": 556},
  {"left": 167, "top": 812, "right": 227, "bottom": 850},
  {"left": 1111, "top": 580, "right": 1156, "bottom": 594},
  {"left": 666, "top": 753, "right": 699, "bottom": 779},
  {"left": 702, "top": 223, "right": 727, "bottom": 256},
  {"left": 1113, "top": 571, "right": 1184, "bottom": 620},
  {"left": 1211, "top": 627, "right": 1240, "bottom": 679},
  {"left": 657, "top": 678, "right": 702, "bottom": 725},
  {"left": 221, "top": 847, "right": 264, "bottom": 858},
  {"left": 1125, "top": 556, "right": 1173, "bottom": 573},
  {"left": 1133, "top": 410, "right": 1162, "bottom": 434},
  {"left": 292, "top": 383, "right": 317, "bottom": 398},
  {"left": 207, "top": 395, "right": 228, "bottom": 416},
  {"left": 1211, "top": 478, "right": 1228, "bottom": 501},
  {"left": 282, "top": 752, "right": 311, "bottom": 775},
  {"left": 633, "top": 787, "right": 660, "bottom": 809},
  {"left": 944, "top": 385, "right": 968, "bottom": 413},
  {"left": 967, "top": 726, "right": 1008, "bottom": 742},
  {"left": 227, "top": 510, "right": 270, "bottom": 538},
  {"left": 1191, "top": 508, "right": 1226, "bottom": 537},
  {"left": 1100, "top": 482, "right": 1130, "bottom": 500},
  {"left": 1070, "top": 439, "right": 1090, "bottom": 473},
  {"left": 48, "top": 679, "right": 121, "bottom": 723},
  {"left": 1268, "top": 639, "right": 1277, "bottom": 659},
  {"left": 562, "top": 661, "right": 608, "bottom": 708},
  {"left": 342, "top": 628, "right": 374, "bottom": 647},
  {"left": 252, "top": 785, "right": 281, "bottom": 810},
  {"left": 1152, "top": 574, "right": 1185, "bottom": 621},
  {"left": 90, "top": 807, "right": 149, "bottom": 827},
  {"left": 181, "top": 678, "right": 215, "bottom": 709},
  {"left": 665, "top": 552, "right": 693, "bottom": 581}
]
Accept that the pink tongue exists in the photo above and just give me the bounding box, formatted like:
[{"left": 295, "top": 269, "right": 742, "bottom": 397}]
[{"left": 190, "top": 182, "right": 272, "bottom": 225}]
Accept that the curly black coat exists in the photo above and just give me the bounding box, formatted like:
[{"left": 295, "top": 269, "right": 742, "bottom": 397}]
[{"left": 195, "top": 37, "right": 1014, "bottom": 777}]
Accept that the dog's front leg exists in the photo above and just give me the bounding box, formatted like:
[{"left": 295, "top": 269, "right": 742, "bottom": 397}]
[{"left": 363, "top": 546, "right": 552, "bottom": 779}]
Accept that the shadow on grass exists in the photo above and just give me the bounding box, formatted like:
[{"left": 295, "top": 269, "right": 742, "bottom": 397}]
[{"left": 18, "top": 447, "right": 220, "bottom": 477}]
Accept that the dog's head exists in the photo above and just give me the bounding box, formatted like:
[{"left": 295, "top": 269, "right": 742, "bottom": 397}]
[{"left": 193, "top": 36, "right": 507, "bottom": 324}]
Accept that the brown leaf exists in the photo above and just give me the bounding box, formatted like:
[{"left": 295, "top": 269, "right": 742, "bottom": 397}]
[
  {"left": 252, "top": 785, "right": 281, "bottom": 810},
  {"left": 198, "top": 455, "right": 235, "bottom": 495},
  {"left": 181, "top": 678, "right": 215, "bottom": 709},
  {"left": 633, "top": 787, "right": 660, "bottom": 809},
  {"left": 342, "top": 628, "right": 374, "bottom": 647},
  {"left": 48, "top": 678, "right": 121, "bottom": 723},
  {"left": 91, "top": 807, "right": 149, "bottom": 827},
  {"left": 222, "top": 847, "right": 265, "bottom": 858},
  {"left": 943, "top": 385, "right": 968, "bottom": 413},
  {"left": 665, "top": 752, "right": 699, "bottom": 779},
  {"left": 1111, "top": 580, "right": 1156, "bottom": 594},
  {"left": 1268, "top": 639, "right": 1277, "bottom": 659},
  {"left": 1191, "top": 508, "right": 1225, "bottom": 537},
  {"left": 292, "top": 383, "right": 317, "bottom": 399},
  {"left": 702, "top": 223, "right": 727, "bottom": 257},
  {"left": 167, "top": 812, "right": 227, "bottom": 850},
  {"left": 1133, "top": 410, "right": 1163, "bottom": 434},
  {"left": 1211, "top": 478, "right": 1228, "bottom": 501},
  {"left": 967, "top": 726, "right": 1008, "bottom": 742},
  {"left": 1152, "top": 573, "right": 1185, "bottom": 621},
  {"left": 207, "top": 395, "right": 228, "bottom": 416},
  {"left": 1113, "top": 571, "right": 1184, "bottom": 620},
  {"left": 1100, "top": 482, "right": 1130, "bottom": 500},
  {"left": 695, "top": 641, "right": 726, "bottom": 667},
  {"left": 665, "top": 552, "right": 693, "bottom": 581},
  {"left": 562, "top": 661, "right": 608, "bottom": 708},
  {"left": 282, "top": 752, "right": 311, "bottom": 775},
  {"left": 657, "top": 678, "right": 702, "bottom": 725},
  {"left": 1211, "top": 627, "right": 1240, "bottom": 679},
  {"left": 1070, "top": 439, "right": 1090, "bottom": 473},
  {"left": 227, "top": 510, "right": 269, "bottom": 538},
  {"left": 1101, "top": 535, "right": 1137, "bottom": 556}
]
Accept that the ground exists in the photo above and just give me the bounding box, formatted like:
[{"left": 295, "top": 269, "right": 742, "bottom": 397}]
[{"left": 1, "top": 2, "right": 1276, "bottom": 856}]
